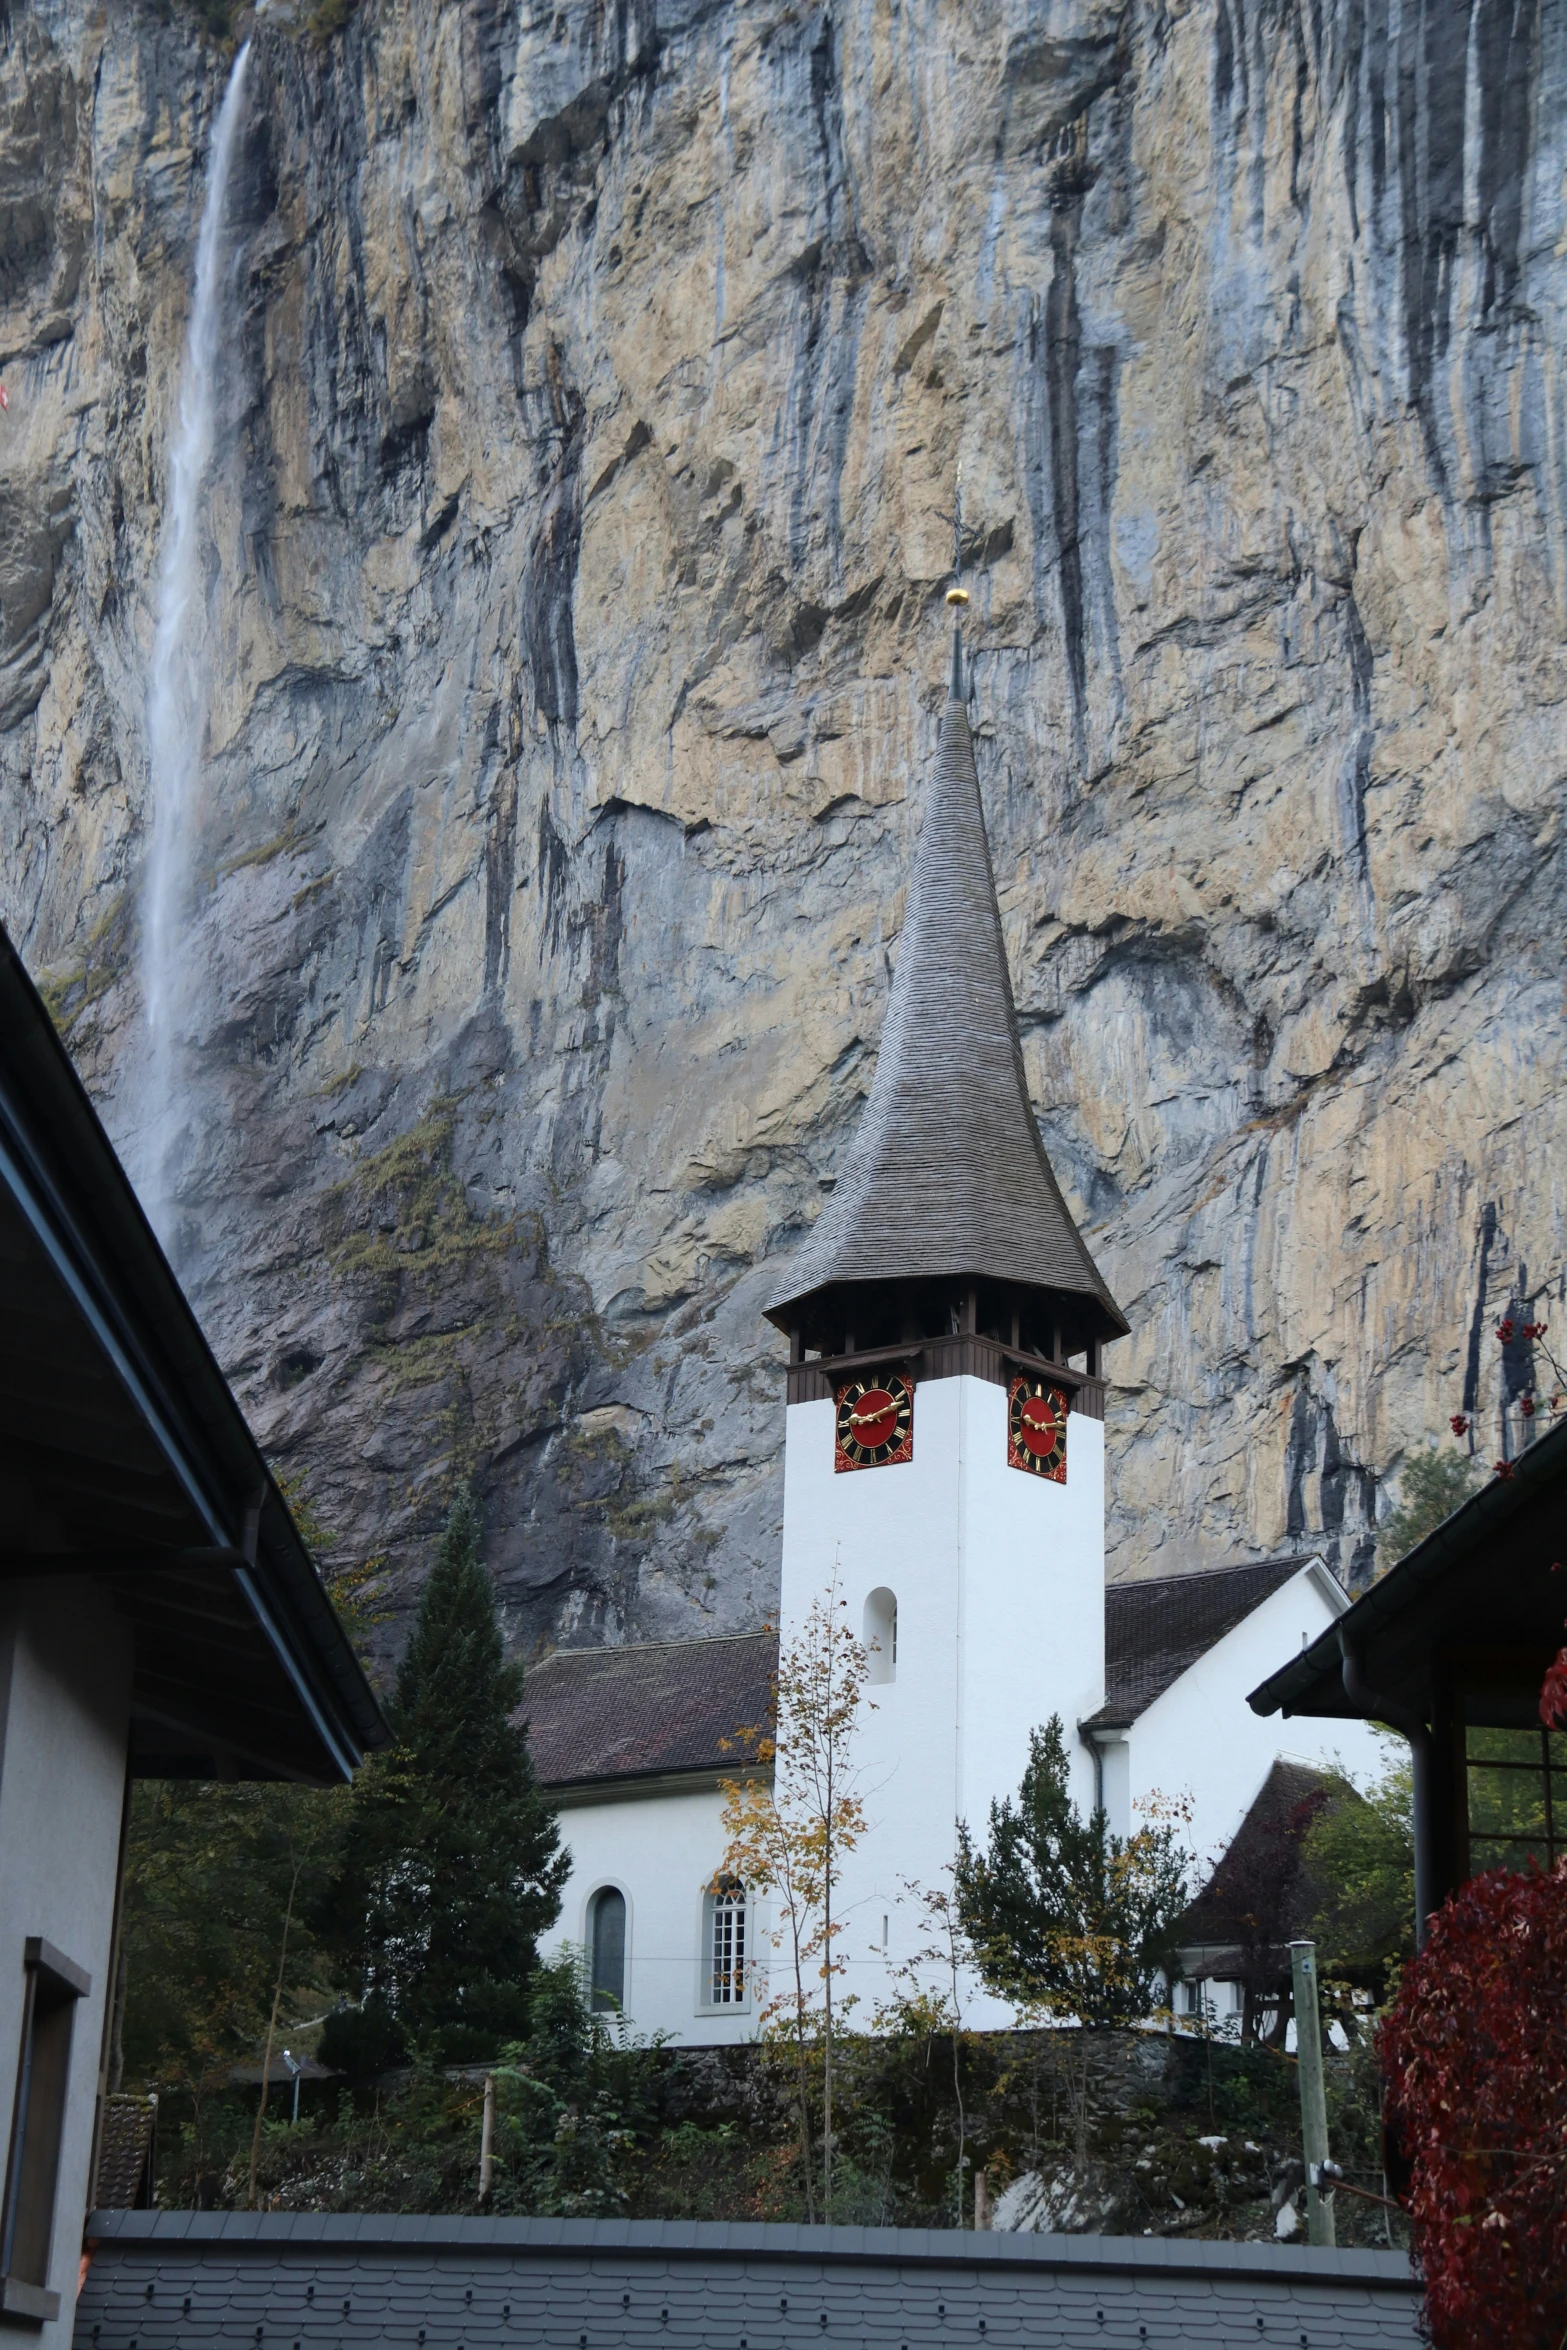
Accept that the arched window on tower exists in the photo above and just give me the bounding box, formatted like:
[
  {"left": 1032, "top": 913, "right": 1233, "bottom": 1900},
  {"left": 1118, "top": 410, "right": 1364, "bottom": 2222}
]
[
  {"left": 588, "top": 1886, "right": 626, "bottom": 2012},
  {"left": 864, "top": 1587, "right": 897, "bottom": 1684}
]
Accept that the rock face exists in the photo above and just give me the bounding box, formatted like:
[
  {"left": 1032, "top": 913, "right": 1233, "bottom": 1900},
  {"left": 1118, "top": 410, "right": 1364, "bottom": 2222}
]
[{"left": 2, "top": 0, "right": 1563, "bottom": 1668}]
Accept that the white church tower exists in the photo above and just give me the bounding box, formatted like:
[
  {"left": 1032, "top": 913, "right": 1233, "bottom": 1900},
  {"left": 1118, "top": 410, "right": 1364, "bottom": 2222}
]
[{"left": 764, "top": 613, "right": 1129, "bottom": 2021}]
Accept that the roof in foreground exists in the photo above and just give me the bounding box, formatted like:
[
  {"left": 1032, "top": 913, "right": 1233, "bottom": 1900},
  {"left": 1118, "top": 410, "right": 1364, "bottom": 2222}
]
[
  {"left": 1249, "top": 1415, "right": 1567, "bottom": 1725},
  {"left": 525, "top": 1631, "right": 778, "bottom": 1790},
  {"left": 0, "top": 924, "right": 387, "bottom": 1783},
  {"left": 78, "top": 2210, "right": 1420, "bottom": 2349},
  {"left": 765, "top": 686, "right": 1126, "bottom": 1342},
  {"left": 1082, "top": 1557, "right": 1317, "bottom": 1733}
]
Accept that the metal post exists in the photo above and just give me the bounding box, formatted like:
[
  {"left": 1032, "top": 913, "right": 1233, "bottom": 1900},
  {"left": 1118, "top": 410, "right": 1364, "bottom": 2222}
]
[
  {"left": 1288, "top": 1940, "right": 1335, "bottom": 2247},
  {"left": 479, "top": 2072, "right": 496, "bottom": 2205}
]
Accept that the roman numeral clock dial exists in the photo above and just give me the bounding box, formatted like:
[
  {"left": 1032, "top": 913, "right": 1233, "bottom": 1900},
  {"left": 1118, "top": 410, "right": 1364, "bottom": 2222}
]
[
  {"left": 1008, "top": 1375, "right": 1068, "bottom": 1482},
  {"left": 834, "top": 1373, "right": 914, "bottom": 1472}
]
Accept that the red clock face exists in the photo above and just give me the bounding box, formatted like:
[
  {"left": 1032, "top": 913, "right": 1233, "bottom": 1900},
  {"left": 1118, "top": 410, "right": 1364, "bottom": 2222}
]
[
  {"left": 835, "top": 1374, "right": 914, "bottom": 1472},
  {"left": 1008, "top": 1376, "right": 1068, "bottom": 1482}
]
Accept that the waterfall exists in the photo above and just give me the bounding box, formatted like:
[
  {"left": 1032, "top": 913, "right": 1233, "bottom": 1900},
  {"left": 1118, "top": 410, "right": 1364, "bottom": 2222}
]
[{"left": 139, "top": 40, "right": 251, "bottom": 1242}]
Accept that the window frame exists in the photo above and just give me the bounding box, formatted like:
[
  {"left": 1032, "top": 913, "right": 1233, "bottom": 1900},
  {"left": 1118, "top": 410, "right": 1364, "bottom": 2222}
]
[
  {"left": 585, "top": 1885, "right": 629, "bottom": 2016},
  {"left": 698, "top": 1882, "right": 751, "bottom": 2015},
  {"left": 863, "top": 1588, "right": 898, "bottom": 1685},
  {"left": 2, "top": 1937, "right": 91, "bottom": 2325},
  {"left": 1462, "top": 1721, "right": 1567, "bottom": 1877}
]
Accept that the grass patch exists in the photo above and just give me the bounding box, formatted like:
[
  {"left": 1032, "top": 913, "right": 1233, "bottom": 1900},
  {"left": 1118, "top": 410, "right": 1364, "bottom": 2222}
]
[
  {"left": 326, "top": 1100, "right": 524, "bottom": 1282},
  {"left": 36, "top": 895, "right": 133, "bottom": 1037}
]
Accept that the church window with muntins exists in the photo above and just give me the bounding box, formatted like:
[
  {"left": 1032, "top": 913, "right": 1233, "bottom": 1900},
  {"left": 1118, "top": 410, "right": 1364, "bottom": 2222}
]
[
  {"left": 1007, "top": 1375, "right": 1068, "bottom": 1482},
  {"left": 588, "top": 1886, "right": 626, "bottom": 2013},
  {"left": 834, "top": 1373, "right": 914, "bottom": 1472},
  {"left": 706, "top": 1879, "right": 747, "bottom": 2007}
]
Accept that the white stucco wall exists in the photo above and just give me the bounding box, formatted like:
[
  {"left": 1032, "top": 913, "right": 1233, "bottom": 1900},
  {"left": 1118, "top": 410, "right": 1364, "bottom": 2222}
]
[
  {"left": 779, "top": 1376, "right": 1106, "bottom": 2031},
  {"left": 1112, "top": 1562, "right": 1384, "bottom": 1878},
  {"left": 0, "top": 1581, "right": 132, "bottom": 2349},
  {"left": 541, "top": 1782, "right": 766, "bottom": 2046}
]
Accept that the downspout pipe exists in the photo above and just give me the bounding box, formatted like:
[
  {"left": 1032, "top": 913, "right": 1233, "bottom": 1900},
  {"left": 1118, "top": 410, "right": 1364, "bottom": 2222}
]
[{"left": 1339, "top": 1630, "right": 1436, "bottom": 1948}]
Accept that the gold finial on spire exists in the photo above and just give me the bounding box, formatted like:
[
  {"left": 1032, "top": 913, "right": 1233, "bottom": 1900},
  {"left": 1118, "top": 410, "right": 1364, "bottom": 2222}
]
[
  {"left": 945, "top": 467, "right": 967, "bottom": 694},
  {"left": 945, "top": 463, "right": 969, "bottom": 606}
]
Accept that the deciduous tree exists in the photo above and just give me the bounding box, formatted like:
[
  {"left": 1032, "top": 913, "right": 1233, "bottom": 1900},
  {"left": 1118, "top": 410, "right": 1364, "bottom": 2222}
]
[
  {"left": 1380, "top": 1863, "right": 1567, "bottom": 2347},
  {"left": 717, "top": 1571, "right": 870, "bottom": 2222}
]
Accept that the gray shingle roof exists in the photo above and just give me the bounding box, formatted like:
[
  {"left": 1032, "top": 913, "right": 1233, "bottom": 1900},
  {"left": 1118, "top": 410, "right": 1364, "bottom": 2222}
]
[
  {"left": 523, "top": 1633, "right": 777, "bottom": 1790},
  {"left": 1083, "top": 1560, "right": 1314, "bottom": 1733},
  {"left": 765, "top": 684, "right": 1126, "bottom": 1340},
  {"left": 77, "top": 2211, "right": 1419, "bottom": 2349}
]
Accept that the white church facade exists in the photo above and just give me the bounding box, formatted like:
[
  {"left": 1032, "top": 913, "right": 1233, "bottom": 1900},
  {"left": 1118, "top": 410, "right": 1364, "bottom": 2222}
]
[{"left": 526, "top": 623, "right": 1380, "bottom": 2045}]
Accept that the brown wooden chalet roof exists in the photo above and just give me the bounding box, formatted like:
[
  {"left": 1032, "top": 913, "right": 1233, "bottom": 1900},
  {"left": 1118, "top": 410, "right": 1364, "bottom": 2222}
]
[
  {"left": 524, "top": 1631, "right": 778, "bottom": 1792},
  {"left": 766, "top": 666, "right": 1126, "bottom": 1343},
  {"left": 1082, "top": 1557, "right": 1314, "bottom": 1734},
  {"left": 1250, "top": 1412, "right": 1567, "bottom": 1728}
]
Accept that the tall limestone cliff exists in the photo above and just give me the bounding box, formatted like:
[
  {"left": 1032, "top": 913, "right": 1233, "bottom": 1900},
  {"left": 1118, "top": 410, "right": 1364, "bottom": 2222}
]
[{"left": 1, "top": 0, "right": 1562, "bottom": 1665}]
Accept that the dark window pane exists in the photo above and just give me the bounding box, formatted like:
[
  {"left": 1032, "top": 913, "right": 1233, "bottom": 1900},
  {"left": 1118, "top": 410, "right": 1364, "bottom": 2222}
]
[
  {"left": 1466, "top": 1726, "right": 1543, "bottom": 1767},
  {"left": 1469, "top": 1838, "right": 1541, "bottom": 1876},
  {"left": 1467, "top": 1764, "right": 1548, "bottom": 1839},
  {"left": 589, "top": 1888, "right": 626, "bottom": 2013}
]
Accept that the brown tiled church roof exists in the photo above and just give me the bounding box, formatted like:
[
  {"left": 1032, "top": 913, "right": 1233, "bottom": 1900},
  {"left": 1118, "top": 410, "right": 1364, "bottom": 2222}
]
[
  {"left": 523, "top": 1632, "right": 778, "bottom": 1790},
  {"left": 1178, "top": 1757, "right": 1342, "bottom": 1951},
  {"left": 1082, "top": 1557, "right": 1316, "bottom": 1732},
  {"left": 765, "top": 655, "right": 1126, "bottom": 1339}
]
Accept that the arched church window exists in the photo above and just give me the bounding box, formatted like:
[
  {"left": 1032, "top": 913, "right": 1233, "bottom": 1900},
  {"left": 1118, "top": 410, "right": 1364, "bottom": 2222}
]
[
  {"left": 705, "top": 1875, "right": 748, "bottom": 2007},
  {"left": 588, "top": 1886, "right": 626, "bottom": 2012},
  {"left": 864, "top": 1588, "right": 897, "bottom": 1683}
]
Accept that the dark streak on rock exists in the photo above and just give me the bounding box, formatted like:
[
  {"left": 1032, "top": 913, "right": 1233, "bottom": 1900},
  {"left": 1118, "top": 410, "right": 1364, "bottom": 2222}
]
[
  {"left": 483, "top": 761, "right": 518, "bottom": 996},
  {"left": 1338, "top": 589, "right": 1374, "bottom": 891},
  {"left": 1045, "top": 199, "right": 1088, "bottom": 764},
  {"left": 523, "top": 359, "right": 585, "bottom": 729},
  {"left": 1462, "top": 1200, "right": 1499, "bottom": 1420}
]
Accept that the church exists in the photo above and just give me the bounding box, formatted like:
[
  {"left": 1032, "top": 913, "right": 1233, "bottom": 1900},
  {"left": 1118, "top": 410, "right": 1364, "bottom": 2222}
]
[{"left": 524, "top": 613, "right": 1379, "bottom": 2044}]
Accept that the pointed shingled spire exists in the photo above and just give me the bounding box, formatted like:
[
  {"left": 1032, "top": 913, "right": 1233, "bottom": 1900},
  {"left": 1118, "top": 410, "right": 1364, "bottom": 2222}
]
[{"left": 766, "top": 652, "right": 1127, "bottom": 1343}]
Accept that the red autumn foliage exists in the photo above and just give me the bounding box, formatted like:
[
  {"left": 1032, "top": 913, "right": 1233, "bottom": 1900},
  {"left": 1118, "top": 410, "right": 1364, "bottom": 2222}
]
[
  {"left": 1541, "top": 1652, "right": 1567, "bottom": 1734},
  {"left": 1381, "top": 1864, "right": 1567, "bottom": 2347}
]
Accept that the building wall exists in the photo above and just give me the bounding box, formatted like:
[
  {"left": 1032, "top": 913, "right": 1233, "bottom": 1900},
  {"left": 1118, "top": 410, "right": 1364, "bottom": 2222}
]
[
  {"left": 779, "top": 1378, "right": 1106, "bottom": 2031},
  {"left": 0, "top": 1581, "right": 133, "bottom": 2349},
  {"left": 1114, "top": 1566, "right": 1386, "bottom": 1872},
  {"left": 542, "top": 1783, "right": 762, "bottom": 2047}
]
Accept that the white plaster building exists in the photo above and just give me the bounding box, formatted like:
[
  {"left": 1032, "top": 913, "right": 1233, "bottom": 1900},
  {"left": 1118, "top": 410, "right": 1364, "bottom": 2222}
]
[{"left": 533, "top": 630, "right": 1379, "bottom": 2044}]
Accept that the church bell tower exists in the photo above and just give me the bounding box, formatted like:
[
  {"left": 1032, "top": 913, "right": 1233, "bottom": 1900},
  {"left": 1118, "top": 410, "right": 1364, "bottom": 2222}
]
[{"left": 765, "top": 590, "right": 1127, "bottom": 2011}]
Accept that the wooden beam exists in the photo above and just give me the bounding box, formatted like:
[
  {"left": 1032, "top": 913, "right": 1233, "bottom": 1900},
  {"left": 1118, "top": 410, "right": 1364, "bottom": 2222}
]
[
  {"left": 0, "top": 1547, "right": 244, "bottom": 1582},
  {"left": 0, "top": 1391, "right": 169, "bottom": 1475}
]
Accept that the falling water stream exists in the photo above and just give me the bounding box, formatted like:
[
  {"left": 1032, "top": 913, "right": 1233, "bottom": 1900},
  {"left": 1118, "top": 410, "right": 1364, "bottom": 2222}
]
[{"left": 139, "top": 40, "right": 251, "bottom": 1242}]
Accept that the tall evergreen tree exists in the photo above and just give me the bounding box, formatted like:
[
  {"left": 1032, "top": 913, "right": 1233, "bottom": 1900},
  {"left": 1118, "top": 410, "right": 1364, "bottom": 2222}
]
[{"left": 323, "top": 1488, "right": 567, "bottom": 2068}]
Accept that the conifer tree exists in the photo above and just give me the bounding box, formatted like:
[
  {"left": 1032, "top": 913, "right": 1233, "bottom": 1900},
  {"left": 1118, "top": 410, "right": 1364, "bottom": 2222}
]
[
  {"left": 955, "top": 1718, "right": 1190, "bottom": 2158},
  {"left": 323, "top": 1488, "right": 567, "bottom": 2068}
]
